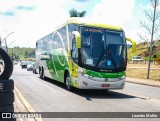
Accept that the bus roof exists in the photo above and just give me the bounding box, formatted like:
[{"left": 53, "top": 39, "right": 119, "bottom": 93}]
[
  {"left": 37, "top": 17, "right": 123, "bottom": 41},
  {"left": 66, "top": 17, "right": 123, "bottom": 31}
]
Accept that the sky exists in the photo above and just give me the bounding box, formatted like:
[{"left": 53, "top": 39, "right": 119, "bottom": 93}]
[{"left": 0, "top": 0, "right": 151, "bottom": 48}]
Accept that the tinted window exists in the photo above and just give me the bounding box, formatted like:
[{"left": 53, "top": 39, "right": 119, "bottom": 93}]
[
  {"left": 58, "top": 26, "right": 67, "bottom": 50},
  {"left": 68, "top": 24, "right": 78, "bottom": 50}
]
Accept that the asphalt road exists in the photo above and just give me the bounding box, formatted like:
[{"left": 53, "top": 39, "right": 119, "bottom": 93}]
[{"left": 11, "top": 64, "right": 160, "bottom": 121}]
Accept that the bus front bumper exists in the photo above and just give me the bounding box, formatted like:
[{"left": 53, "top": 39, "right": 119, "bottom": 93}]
[{"left": 78, "top": 74, "right": 125, "bottom": 89}]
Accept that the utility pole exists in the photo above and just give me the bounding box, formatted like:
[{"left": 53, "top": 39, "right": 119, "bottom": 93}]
[
  {"left": 12, "top": 49, "right": 13, "bottom": 60},
  {"left": 147, "top": 0, "right": 157, "bottom": 79},
  {"left": 4, "top": 38, "right": 8, "bottom": 52},
  {"left": 2, "top": 32, "right": 14, "bottom": 52}
]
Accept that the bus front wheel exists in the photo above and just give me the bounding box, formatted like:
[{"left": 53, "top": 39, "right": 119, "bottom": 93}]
[{"left": 65, "top": 75, "right": 72, "bottom": 91}]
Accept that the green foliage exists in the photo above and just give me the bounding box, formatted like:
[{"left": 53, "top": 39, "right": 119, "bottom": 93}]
[
  {"left": 128, "top": 40, "right": 160, "bottom": 60},
  {"left": 69, "top": 8, "right": 86, "bottom": 17},
  {"left": 8, "top": 47, "right": 35, "bottom": 60}
]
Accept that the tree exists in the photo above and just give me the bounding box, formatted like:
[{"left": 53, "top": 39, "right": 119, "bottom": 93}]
[
  {"left": 24, "top": 51, "right": 28, "bottom": 58},
  {"left": 138, "top": 0, "right": 160, "bottom": 45},
  {"left": 138, "top": 0, "right": 160, "bottom": 79},
  {"left": 69, "top": 8, "right": 86, "bottom": 17}
]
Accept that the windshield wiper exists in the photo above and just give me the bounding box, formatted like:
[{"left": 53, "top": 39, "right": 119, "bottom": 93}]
[
  {"left": 107, "top": 47, "right": 118, "bottom": 69},
  {"left": 95, "top": 49, "right": 105, "bottom": 68}
]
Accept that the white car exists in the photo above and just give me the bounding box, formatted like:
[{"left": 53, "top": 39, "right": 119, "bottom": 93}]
[
  {"left": 27, "top": 62, "right": 34, "bottom": 71},
  {"left": 132, "top": 56, "right": 143, "bottom": 61}
]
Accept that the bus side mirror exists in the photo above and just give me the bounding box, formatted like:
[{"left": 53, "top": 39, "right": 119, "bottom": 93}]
[
  {"left": 72, "top": 31, "right": 81, "bottom": 48},
  {"left": 126, "top": 38, "right": 136, "bottom": 53}
]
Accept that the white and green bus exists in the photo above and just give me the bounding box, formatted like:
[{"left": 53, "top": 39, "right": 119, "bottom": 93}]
[{"left": 36, "top": 18, "right": 136, "bottom": 91}]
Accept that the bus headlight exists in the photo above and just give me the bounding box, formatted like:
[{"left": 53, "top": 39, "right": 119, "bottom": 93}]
[
  {"left": 83, "top": 74, "right": 93, "bottom": 79},
  {"left": 78, "top": 68, "right": 86, "bottom": 75},
  {"left": 119, "top": 75, "right": 126, "bottom": 80}
]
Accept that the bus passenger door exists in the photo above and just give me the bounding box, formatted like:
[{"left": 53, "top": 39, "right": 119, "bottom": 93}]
[{"left": 71, "top": 38, "right": 79, "bottom": 78}]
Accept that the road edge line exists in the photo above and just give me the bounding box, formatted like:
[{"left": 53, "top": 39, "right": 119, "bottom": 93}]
[
  {"left": 15, "top": 86, "right": 44, "bottom": 121},
  {"left": 126, "top": 80, "right": 160, "bottom": 88},
  {"left": 113, "top": 90, "right": 160, "bottom": 104}
]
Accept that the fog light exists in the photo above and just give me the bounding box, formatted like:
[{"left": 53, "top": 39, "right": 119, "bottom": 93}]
[{"left": 121, "top": 83, "right": 125, "bottom": 87}]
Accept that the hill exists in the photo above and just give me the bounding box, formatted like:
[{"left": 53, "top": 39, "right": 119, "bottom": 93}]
[{"left": 128, "top": 40, "right": 160, "bottom": 60}]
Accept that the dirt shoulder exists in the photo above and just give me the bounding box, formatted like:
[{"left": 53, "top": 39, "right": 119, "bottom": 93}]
[{"left": 126, "top": 63, "right": 160, "bottom": 81}]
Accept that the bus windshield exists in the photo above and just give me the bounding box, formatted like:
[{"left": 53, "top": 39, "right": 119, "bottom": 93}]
[{"left": 81, "top": 27, "right": 126, "bottom": 72}]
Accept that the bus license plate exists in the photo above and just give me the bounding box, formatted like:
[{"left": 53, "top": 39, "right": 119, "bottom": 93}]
[{"left": 101, "top": 84, "right": 110, "bottom": 87}]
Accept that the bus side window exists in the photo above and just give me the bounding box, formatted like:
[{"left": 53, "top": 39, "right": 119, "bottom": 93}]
[
  {"left": 58, "top": 26, "right": 67, "bottom": 51},
  {"left": 68, "top": 24, "right": 78, "bottom": 50}
]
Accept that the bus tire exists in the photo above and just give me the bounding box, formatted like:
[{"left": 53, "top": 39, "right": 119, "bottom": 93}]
[
  {"left": 0, "top": 48, "right": 13, "bottom": 80},
  {"left": 65, "top": 74, "right": 72, "bottom": 91},
  {"left": 39, "top": 67, "right": 45, "bottom": 79},
  {"left": 0, "top": 79, "right": 14, "bottom": 92},
  {"left": 35, "top": 70, "right": 38, "bottom": 74},
  {"left": 0, "top": 92, "right": 14, "bottom": 106},
  {"left": 39, "top": 67, "right": 42, "bottom": 78},
  {"left": 33, "top": 69, "right": 37, "bottom": 74}
]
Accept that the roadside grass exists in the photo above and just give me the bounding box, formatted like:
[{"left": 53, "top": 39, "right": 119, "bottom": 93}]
[
  {"left": 126, "top": 63, "right": 160, "bottom": 81},
  {"left": 127, "top": 63, "right": 160, "bottom": 68}
]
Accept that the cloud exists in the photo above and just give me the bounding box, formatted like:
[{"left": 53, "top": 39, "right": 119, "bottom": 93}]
[
  {"left": 0, "top": 0, "right": 71, "bottom": 48},
  {"left": 0, "top": 0, "right": 35, "bottom": 18},
  {"left": 75, "top": 0, "right": 90, "bottom": 2},
  {"left": 0, "top": 11, "right": 15, "bottom": 16},
  {"left": 15, "top": 6, "right": 35, "bottom": 11},
  {"left": 0, "top": 0, "right": 64, "bottom": 47},
  {"left": 91, "top": 0, "right": 144, "bottom": 43},
  {"left": 92, "top": 0, "right": 135, "bottom": 26},
  {"left": 0, "top": 0, "right": 147, "bottom": 47}
]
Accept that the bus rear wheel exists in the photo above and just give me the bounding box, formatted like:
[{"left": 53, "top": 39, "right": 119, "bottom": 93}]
[{"left": 39, "top": 67, "right": 44, "bottom": 79}]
